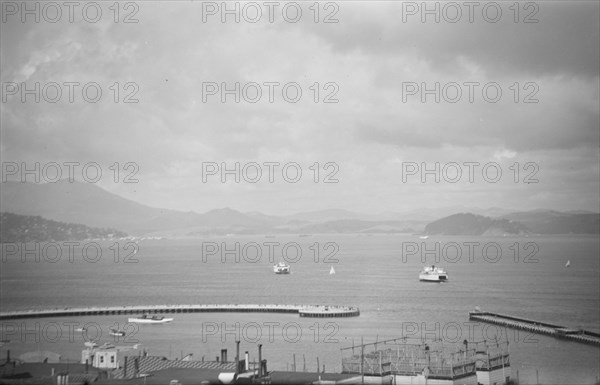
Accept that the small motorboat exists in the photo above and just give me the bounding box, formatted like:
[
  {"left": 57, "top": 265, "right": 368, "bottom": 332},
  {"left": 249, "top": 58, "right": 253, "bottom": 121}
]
[
  {"left": 419, "top": 265, "right": 448, "bottom": 282},
  {"left": 273, "top": 261, "right": 291, "bottom": 274},
  {"left": 109, "top": 328, "right": 126, "bottom": 337},
  {"left": 128, "top": 314, "right": 174, "bottom": 324}
]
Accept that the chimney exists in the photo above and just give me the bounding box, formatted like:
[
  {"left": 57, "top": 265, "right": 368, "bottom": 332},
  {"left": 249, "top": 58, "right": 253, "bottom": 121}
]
[
  {"left": 123, "top": 356, "right": 128, "bottom": 378},
  {"left": 221, "top": 349, "right": 227, "bottom": 363},
  {"left": 258, "top": 345, "right": 262, "bottom": 377},
  {"left": 5, "top": 349, "right": 9, "bottom": 364},
  {"left": 134, "top": 357, "right": 139, "bottom": 378},
  {"left": 261, "top": 360, "right": 267, "bottom": 376},
  {"left": 235, "top": 341, "right": 240, "bottom": 374},
  {"left": 244, "top": 351, "right": 249, "bottom": 371}
]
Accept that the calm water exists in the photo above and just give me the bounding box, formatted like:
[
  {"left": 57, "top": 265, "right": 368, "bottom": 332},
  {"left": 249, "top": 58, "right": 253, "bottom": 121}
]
[{"left": 1, "top": 235, "right": 599, "bottom": 383}]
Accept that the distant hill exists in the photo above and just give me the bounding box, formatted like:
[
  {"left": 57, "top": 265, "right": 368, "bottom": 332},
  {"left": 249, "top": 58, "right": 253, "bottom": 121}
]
[
  {"left": 1, "top": 180, "right": 169, "bottom": 234},
  {"left": 2, "top": 181, "right": 597, "bottom": 236},
  {"left": 286, "top": 209, "right": 374, "bottom": 222},
  {"left": 392, "top": 206, "right": 517, "bottom": 221},
  {"left": 0, "top": 181, "right": 282, "bottom": 235},
  {"left": 0, "top": 181, "right": 423, "bottom": 235},
  {"left": 0, "top": 212, "right": 127, "bottom": 243},
  {"left": 424, "top": 213, "right": 529, "bottom": 235},
  {"left": 424, "top": 211, "right": 600, "bottom": 235},
  {"left": 294, "top": 219, "right": 422, "bottom": 234},
  {"left": 501, "top": 210, "right": 600, "bottom": 234}
]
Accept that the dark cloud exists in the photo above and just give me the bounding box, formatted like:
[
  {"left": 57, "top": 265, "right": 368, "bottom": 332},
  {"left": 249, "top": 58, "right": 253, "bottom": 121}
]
[
  {"left": 1, "top": 1, "right": 598, "bottom": 213},
  {"left": 306, "top": 1, "right": 599, "bottom": 78}
]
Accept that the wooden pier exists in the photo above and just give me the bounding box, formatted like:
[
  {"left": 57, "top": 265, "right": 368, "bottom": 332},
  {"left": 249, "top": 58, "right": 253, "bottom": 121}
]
[
  {"left": 469, "top": 311, "right": 600, "bottom": 346},
  {"left": 0, "top": 304, "right": 360, "bottom": 321}
]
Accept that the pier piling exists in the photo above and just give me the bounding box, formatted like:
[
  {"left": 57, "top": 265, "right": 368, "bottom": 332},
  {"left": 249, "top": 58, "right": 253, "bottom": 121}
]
[{"left": 469, "top": 310, "right": 600, "bottom": 346}]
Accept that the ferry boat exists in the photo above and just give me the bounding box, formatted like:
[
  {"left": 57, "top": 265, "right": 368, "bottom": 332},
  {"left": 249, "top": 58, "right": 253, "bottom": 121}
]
[
  {"left": 419, "top": 265, "right": 448, "bottom": 282},
  {"left": 128, "top": 314, "right": 174, "bottom": 324},
  {"left": 273, "top": 261, "right": 291, "bottom": 274}
]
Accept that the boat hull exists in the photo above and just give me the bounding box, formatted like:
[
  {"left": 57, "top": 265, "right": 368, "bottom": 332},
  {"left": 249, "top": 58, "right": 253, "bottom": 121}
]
[
  {"left": 419, "top": 265, "right": 448, "bottom": 282},
  {"left": 419, "top": 274, "right": 448, "bottom": 282},
  {"left": 128, "top": 318, "right": 173, "bottom": 324}
]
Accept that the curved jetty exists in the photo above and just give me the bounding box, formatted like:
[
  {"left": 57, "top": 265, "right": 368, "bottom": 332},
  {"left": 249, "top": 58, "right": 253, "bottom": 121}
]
[
  {"left": 0, "top": 304, "right": 360, "bottom": 320},
  {"left": 469, "top": 310, "right": 600, "bottom": 346}
]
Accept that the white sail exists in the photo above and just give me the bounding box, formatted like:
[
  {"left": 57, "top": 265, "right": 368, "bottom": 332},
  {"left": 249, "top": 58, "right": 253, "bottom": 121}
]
[
  {"left": 329, "top": 266, "right": 335, "bottom": 275},
  {"left": 565, "top": 260, "right": 571, "bottom": 267}
]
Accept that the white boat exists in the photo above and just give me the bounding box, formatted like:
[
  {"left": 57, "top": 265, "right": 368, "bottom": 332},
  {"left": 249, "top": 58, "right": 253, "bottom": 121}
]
[
  {"left": 273, "top": 261, "right": 291, "bottom": 274},
  {"left": 419, "top": 235, "right": 429, "bottom": 239},
  {"left": 565, "top": 260, "right": 571, "bottom": 267},
  {"left": 329, "top": 266, "right": 336, "bottom": 275},
  {"left": 110, "top": 329, "right": 126, "bottom": 336},
  {"left": 419, "top": 265, "right": 448, "bottom": 282},
  {"left": 128, "top": 314, "right": 174, "bottom": 324}
]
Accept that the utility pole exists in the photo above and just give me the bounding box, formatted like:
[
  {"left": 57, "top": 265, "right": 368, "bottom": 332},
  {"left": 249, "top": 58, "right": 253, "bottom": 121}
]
[{"left": 361, "top": 337, "right": 364, "bottom": 385}]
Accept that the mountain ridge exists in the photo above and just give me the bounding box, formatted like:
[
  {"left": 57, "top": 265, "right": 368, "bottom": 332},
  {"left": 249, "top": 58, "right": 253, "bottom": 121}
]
[
  {"left": 0, "top": 212, "right": 127, "bottom": 243},
  {"left": 1, "top": 181, "right": 597, "bottom": 236}
]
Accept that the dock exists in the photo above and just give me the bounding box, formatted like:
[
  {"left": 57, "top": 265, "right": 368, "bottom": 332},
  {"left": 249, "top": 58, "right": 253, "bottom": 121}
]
[
  {"left": 0, "top": 304, "right": 360, "bottom": 320},
  {"left": 469, "top": 311, "right": 600, "bottom": 346}
]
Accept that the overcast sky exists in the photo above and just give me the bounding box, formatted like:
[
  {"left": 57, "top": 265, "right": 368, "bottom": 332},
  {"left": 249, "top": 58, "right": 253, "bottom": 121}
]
[{"left": 1, "top": 1, "right": 599, "bottom": 215}]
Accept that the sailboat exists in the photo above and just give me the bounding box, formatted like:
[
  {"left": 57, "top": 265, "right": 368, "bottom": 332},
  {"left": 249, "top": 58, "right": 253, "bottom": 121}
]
[
  {"left": 329, "top": 266, "right": 335, "bottom": 275},
  {"left": 565, "top": 260, "right": 571, "bottom": 267}
]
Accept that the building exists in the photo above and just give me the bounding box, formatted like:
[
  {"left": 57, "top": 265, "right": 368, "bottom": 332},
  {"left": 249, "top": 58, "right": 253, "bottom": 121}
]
[
  {"left": 473, "top": 341, "right": 511, "bottom": 385},
  {"left": 81, "top": 343, "right": 120, "bottom": 369},
  {"left": 341, "top": 338, "right": 511, "bottom": 385}
]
